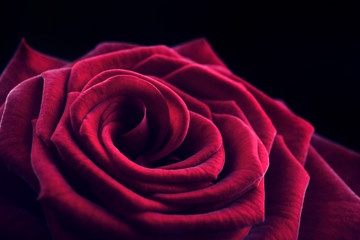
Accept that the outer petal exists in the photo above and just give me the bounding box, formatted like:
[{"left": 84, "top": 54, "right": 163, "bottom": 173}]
[
  {"left": 0, "top": 39, "right": 67, "bottom": 106},
  {"left": 227, "top": 73, "right": 314, "bottom": 166},
  {"left": 246, "top": 136, "right": 310, "bottom": 239},
  {"left": 311, "top": 134, "right": 360, "bottom": 195},
  {"left": 174, "top": 38, "right": 228, "bottom": 68},
  {"left": 0, "top": 76, "right": 43, "bottom": 189},
  {"left": 299, "top": 144, "right": 360, "bottom": 239}
]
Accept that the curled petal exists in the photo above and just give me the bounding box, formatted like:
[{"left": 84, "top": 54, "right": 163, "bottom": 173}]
[
  {"left": 51, "top": 93, "right": 184, "bottom": 213},
  {"left": 103, "top": 111, "right": 223, "bottom": 183},
  {"left": 0, "top": 76, "right": 43, "bottom": 189},
  {"left": 36, "top": 68, "right": 70, "bottom": 145},
  {"left": 32, "top": 120, "right": 145, "bottom": 240},
  {"left": 0, "top": 39, "right": 66, "bottom": 106},
  {"left": 67, "top": 45, "right": 182, "bottom": 92}
]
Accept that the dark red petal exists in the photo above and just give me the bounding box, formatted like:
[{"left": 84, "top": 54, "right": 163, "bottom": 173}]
[
  {"left": 52, "top": 93, "right": 182, "bottom": 213},
  {"left": 174, "top": 38, "right": 228, "bottom": 68},
  {"left": 70, "top": 74, "right": 171, "bottom": 158},
  {"left": 226, "top": 73, "right": 314, "bottom": 165},
  {"left": 79, "top": 69, "right": 191, "bottom": 161},
  {"left": 77, "top": 96, "right": 148, "bottom": 171},
  {"left": 137, "top": 180, "right": 265, "bottom": 236},
  {"left": 247, "top": 136, "right": 310, "bottom": 239},
  {"left": 203, "top": 99, "right": 251, "bottom": 125},
  {"left": 0, "top": 39, "right": 67, "bottom": 106},
  {"left": 31, "top": 120, "right": 144, "bottom": 240},
  {"left": 0, "top": 76, "right": 43, "bottom": 189},
  {"left": 133, "top": 54, "right": 188, "bottom": 78},
  {"left": 151, "top": 75, "right": 213, "bottom": 119},
  {"left": 79, "top": 104, "right": 216, "bottom": 195},
  {"left": 159, "top": 111, "right": 222, "bottom": 171},
  {"left": 36, "top": 68, "right": 70, "bottom": 145},
  {"left": 299, "top": 145, "right": 360, "bottom": 239},
  {"left": 153, "top": 113, "right": 266, "bottom": 206},
  {"left": 99, "top": 110, "right": 222, "bottom": 195},
  {"left": 67, "top": 45, "right": 182, "bottom": 92},
  {"left": 164, "top": 64, "right": 276, "bottom": 152},
  {"left": 102, "top": 111, "right": 223, "bottom": 183},
  {"left": 311, "top": 134, "right": 360, "bottom": 195}
]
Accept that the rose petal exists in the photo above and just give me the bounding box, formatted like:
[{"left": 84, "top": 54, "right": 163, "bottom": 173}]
[
  {"left": 102, "top": 111, "right": 223, "bottom": 183},
  {"left": 153, "top": 113, "right": 266, "bottom": 208},
  {"left": 247, "top": 135, "right": 310, "bottom": 239},
  {"left": 158, "top": 111, "right": 222, "bottom": 170},
  {"left": 52, "top": 93, "right": 182, "bottom": 213},
  {"left": 78, "top": 96, "right": 148, "bottom": 168},
  {"left": 0, "top": 76, "right": 43, "bottom": 189},
  {"left": 0, "top": 39, "right": 67, "bottom": 106},
  {"left": 36, "top": 68, "right": 70, "bottom": 145},
  {"left": 70, "top": 74, "right": 171, "bottom": 158},
  {"left": 136, "top": 179, "right": 265, "bottom": 236},
  {"left": 298, "top": 145, "right": 360, "bottom": 239},
  {"left": 151, "top": 75, "right": 213, "bottom": 119},
  {"left": 78, "top": 69, "right": 191, "bottom": 161},
  {"left": 67, "top": 45, "right": 182, "bottom": 92},
  {"left": 174, "top": 38, "right": 227, "bottom": 68},
  {"left": 311, "top": 134, "right": 360, "bottom": 195},
  {"left": 226, "top": 73, "right": 314, "bottom": 165},
  {"left": 164, "top": 64, "right": 276, "bottom": 152},
  {"left": 204, "top": 99, "right": 251, "bottom": 125},
  {"left": 32, "top": 120, "right": 144, "bottom": 240},
  {"left": 133, "top": 54, "right": 188, "bottom": 78}
]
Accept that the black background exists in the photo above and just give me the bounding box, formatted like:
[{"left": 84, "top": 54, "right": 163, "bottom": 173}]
[{"left": 1, "top": 0, "right": 359, "bottom": 151}]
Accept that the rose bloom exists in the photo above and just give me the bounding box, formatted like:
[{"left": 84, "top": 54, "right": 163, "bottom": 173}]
[{"left": 0, "top": 39, "right": 359, "bottom": 240}]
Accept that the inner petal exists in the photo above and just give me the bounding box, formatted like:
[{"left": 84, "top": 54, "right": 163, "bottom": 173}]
[
  {"left": 70, "top": 74, "right": 170, "bottom": 160},
  {"left": 100, "top": 99, "right": 150, "bottom": 159}
]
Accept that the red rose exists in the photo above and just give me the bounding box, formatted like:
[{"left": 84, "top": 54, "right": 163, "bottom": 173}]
[{"left": 0, "top": 39, "right": 359, "bottom": 240}]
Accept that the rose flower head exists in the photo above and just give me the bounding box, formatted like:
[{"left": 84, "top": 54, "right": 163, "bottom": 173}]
[{"left": 0, "top": 39, "right": 359, "bottom": 239}]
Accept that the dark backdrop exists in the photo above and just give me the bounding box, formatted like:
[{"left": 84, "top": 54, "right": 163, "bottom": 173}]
[{"left": 1, "top": 0, "right": 359, "bottom": 151}]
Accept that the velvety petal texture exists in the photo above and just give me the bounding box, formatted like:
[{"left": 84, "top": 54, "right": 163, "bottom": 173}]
[{"left": 0, "top": 38, "right": 359, "bottom": 240}]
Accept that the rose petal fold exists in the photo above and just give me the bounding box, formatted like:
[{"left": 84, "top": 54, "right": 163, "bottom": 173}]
[
  {"left": 247, "top": 135, "right": 310, "bottom": 239},
  {"left": 0, "top": 76, "right": 43, "bottom": 189},
  {"left": 31, "top": 120, "right": 144, "bottom": 240},
  {"left": 299, "top": 144, "right": 360, "bottom": 239},
  {"left": 67, "top": 45, "right": 182, "bottom": 92},
  {"left": 174, "top": 38, "right": 227, "bottom": 68},
  {"left": 226, "top": 73, "right": 314, "bottom": 165},
  {"left": 36, "top": 68, "right": 70, "bottom": 145},
  {"left": 164, "top": 64, "right": 276, "bottom": 152},
  {"left": 311, "top": 134, "right": 360, "bottom": 195},
  {"left": 0, "top": 39, "right": 67, "bottom": 106}
]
